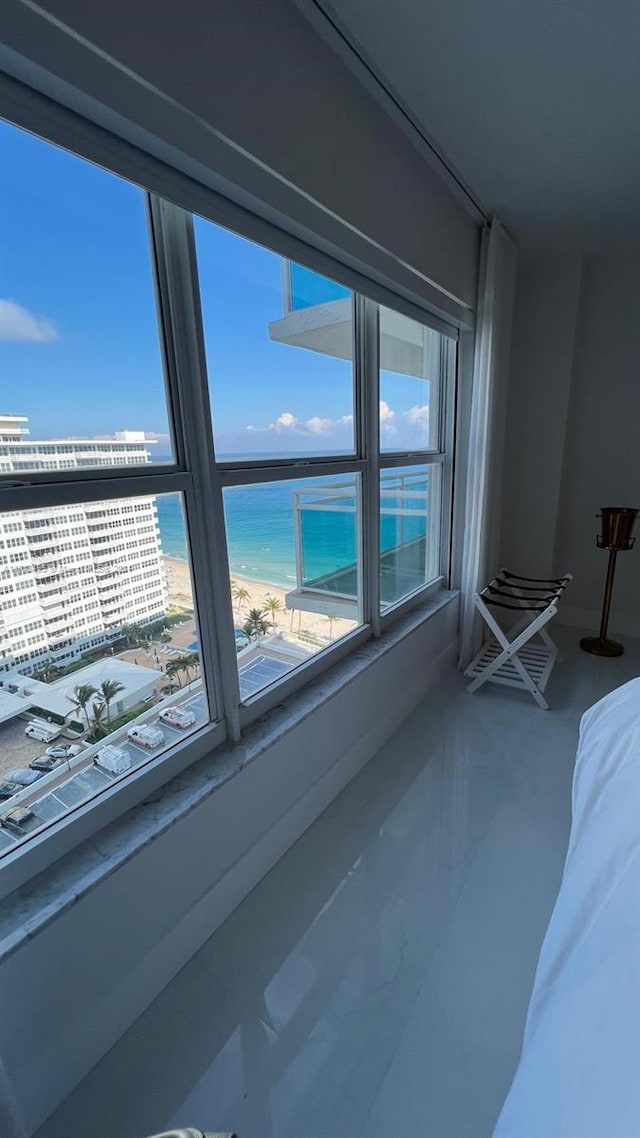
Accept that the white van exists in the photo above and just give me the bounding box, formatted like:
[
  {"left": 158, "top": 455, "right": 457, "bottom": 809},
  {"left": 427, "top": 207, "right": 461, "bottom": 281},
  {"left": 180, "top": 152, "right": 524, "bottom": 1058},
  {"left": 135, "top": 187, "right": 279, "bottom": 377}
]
[
  {"left": 95, "top": 745, "right": 131, "bottom": 775},
  {"left": 25, "top": 720, "right": 61, "bottom": 743}
]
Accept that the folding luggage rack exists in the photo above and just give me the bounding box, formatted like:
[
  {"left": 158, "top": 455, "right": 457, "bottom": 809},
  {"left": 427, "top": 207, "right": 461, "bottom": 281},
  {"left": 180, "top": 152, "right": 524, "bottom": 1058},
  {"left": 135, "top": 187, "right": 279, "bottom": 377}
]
[{"left": 464, "top": 569, "right": 572, "bottom": 709}]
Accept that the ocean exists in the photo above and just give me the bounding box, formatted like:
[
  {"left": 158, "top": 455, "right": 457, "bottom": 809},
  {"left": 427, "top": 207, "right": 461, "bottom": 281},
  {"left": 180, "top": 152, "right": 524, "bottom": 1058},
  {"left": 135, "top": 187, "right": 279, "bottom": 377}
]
[
  {"left": 155, "top": 479, "right": 427, "bottom": 590},
  {"left": 156, "top": 484, "right": 332, "bottom": 588}
]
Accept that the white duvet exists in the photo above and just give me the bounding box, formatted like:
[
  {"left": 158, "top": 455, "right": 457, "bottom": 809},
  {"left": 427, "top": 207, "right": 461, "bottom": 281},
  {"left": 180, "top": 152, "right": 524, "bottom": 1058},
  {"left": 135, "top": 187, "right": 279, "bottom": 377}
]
[{"left": 493, "top": 677, "right": 640, "bottom": 1138}]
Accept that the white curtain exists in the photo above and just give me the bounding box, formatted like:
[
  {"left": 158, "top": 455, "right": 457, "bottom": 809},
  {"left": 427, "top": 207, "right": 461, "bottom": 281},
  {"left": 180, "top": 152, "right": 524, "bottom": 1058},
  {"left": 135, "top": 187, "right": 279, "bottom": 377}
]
[{"left": 458, "top": 218, "right": 518, "bottom": 668}]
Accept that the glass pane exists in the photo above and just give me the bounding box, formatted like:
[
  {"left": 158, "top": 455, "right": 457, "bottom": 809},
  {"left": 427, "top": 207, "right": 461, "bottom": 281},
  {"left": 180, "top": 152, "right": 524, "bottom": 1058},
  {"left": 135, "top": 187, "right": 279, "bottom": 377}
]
[
  {"left": 0, "top": 492, "right": 208, "bottom": 857},
  {"left": 379, "top": 306, "right": 442, "bottom": 453},
  {"left": 380, "top": 465, "right": 442, "bottom": 610},
  {"left": 0, "top": 119, "right": 173, "bottom": 473},
  {"left": 194, "top": 222, "right": 355, "bottom": 460},
  {"left": 222, "top": 476, "right": 362, "bottom": 701}
]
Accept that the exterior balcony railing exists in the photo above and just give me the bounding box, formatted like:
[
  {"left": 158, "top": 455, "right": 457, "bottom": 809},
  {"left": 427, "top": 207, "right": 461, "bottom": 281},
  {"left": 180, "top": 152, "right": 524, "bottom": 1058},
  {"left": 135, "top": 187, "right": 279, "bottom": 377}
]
[
  {"left": 283, "top": 262, "right": 351, "bottom": 314},
  {"left": 285, "top": 471, "right": 435, "bottom": 618}
]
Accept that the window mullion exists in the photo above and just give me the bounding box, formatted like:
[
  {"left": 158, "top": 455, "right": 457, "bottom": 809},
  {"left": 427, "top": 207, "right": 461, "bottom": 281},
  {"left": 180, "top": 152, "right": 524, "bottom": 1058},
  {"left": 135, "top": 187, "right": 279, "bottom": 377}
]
[
  {"left": 0, "top": 471, "right": 191, "bottom": 513},
  {"left": 358, "top": 296, "right": 381, "bottom": 635},
  {"left": 218, "top": 459, "right": 365, "bottom": 488},
  {"left": 149, "top": 196, "right": 242, "bottom": 741}
]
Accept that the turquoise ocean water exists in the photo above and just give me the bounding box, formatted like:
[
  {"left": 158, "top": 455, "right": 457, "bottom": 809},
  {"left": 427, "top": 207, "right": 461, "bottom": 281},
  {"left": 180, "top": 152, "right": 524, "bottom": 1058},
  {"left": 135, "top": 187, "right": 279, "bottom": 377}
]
[{"left": 155, "top": 479, "right": 426, "bottom": 590}]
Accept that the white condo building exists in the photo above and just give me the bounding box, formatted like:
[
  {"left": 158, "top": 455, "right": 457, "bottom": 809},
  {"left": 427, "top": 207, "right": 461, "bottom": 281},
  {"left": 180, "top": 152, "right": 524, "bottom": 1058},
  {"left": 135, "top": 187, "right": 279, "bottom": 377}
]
[{"left": 0, "top": 414, "right": 167, "bottom": 673}]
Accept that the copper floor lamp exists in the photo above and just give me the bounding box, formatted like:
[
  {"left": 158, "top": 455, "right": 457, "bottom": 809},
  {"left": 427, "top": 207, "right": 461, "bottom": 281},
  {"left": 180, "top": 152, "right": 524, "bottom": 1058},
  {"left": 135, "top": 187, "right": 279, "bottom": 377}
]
[{"left": 580, "top": 507, "right": 638, "bottom": 657}]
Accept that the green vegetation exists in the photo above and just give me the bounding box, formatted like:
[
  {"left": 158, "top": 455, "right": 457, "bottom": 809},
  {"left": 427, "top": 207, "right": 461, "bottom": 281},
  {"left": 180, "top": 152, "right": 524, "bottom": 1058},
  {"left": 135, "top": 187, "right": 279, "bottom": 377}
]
[
  {"left": 67, "top": 683, "right": 97, "bottom": 732},
  {"left": 164, "top": 651, "right": 200, "bottom": 689},
  {"left": 232, "top": 582, "right": 251, "bottom": 616},
  {"left": 88, "top": 700, "right": 109, "bottom": 742},
  {"left": 98, "top": 678, "right": 125, "bottom": 726},
  {"left": 297, "top": 630, "right": 323, "bottom": 647},
  {"left": 243, "top": 608, "right": 269, "bottom": 641},
  {"left": 87, "top": 699, "right": 154, "bottom": 743},
  {"left": 263, "top": 595, "right": 285, "bottom": 631},
  {"left": 29, "top": 706, "right": 66, "bottom": 726}
]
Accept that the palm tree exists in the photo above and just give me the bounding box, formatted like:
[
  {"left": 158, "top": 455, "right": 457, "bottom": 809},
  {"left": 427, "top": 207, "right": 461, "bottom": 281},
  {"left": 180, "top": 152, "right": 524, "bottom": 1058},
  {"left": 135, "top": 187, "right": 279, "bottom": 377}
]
[
  {"left": 323, "top": 614, "right": 339, "bottom": 641},
  {"left": 181, "top": 651, "right": 200, "bottom": 684},
  {"left": 232, "top": 583, "right": 250, "bottom": 616},
  {"left": 263, "top": 595, "right": 284, "bottom": 631},
  {"left": 243, "top": 608, "right": 269, "bottom": 642},
  {"left": 165, "top": 658, "right": 183, "bottom": 689},
  {"left": 68, "top": 683, "right": 97, "bottom": 731},
  {"left": 98, "top": 679, "right": 125, "bottom": 726},
  {"left": 121, "top": 624, "right": 142, "bottom": 648},
  {"left": 89, "top": 700, "right": 108, "bottom": 742}
]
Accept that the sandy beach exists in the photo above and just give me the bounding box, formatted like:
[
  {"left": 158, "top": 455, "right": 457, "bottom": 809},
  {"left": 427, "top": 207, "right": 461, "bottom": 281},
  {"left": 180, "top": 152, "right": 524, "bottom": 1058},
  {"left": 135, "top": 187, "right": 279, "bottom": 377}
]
[{"left": 161, "top": 555, "right": 357, "bottom": 649}]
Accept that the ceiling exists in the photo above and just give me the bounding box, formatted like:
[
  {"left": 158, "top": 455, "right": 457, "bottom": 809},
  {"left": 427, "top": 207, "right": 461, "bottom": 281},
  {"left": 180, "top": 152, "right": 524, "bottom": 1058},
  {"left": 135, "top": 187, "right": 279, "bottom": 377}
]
[{"left": 312, "top": 0, "right": 640, "bottom": 253}]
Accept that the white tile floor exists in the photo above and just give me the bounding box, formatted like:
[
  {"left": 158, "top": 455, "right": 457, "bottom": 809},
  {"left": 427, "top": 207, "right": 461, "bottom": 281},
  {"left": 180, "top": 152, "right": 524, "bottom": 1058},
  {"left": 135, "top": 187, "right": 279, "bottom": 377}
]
[{"left": 37, "top": 628, "right": 640, "bottom": 1138}]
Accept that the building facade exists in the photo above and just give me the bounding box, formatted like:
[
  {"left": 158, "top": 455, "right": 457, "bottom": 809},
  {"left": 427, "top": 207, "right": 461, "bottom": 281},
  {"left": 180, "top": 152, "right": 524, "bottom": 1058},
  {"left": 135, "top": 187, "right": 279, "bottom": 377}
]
[{"left": 0, "top": 415, "right": 167, "bottom": 673}]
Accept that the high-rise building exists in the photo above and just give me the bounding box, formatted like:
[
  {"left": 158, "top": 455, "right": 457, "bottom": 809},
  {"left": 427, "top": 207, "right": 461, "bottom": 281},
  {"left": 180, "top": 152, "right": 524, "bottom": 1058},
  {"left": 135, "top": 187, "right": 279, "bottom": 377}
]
[{"left": 0, "top": 415, "right": 167, "bottom": 673}]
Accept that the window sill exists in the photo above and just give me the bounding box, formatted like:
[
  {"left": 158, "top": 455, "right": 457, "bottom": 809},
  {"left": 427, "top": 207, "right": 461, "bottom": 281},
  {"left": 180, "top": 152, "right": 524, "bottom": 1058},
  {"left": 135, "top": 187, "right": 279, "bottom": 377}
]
[{"left": 0, "top": 588, "right": 458, "bottom": 965}]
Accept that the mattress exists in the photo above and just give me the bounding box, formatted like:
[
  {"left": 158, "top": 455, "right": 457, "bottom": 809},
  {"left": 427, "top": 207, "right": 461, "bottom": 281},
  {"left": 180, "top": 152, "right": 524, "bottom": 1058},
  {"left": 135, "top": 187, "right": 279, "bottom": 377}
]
[{"left": 493, "top": 677, "right": 640, "bottom": 1138}]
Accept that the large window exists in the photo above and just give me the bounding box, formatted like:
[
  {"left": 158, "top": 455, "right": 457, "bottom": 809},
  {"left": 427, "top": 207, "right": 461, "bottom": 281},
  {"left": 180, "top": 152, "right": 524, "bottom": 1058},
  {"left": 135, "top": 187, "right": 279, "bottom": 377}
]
[
  {"left": 0, "top": 117, "right": 457, "bottom": 867},
  {"left": 195, "top": 221, "right": 355, "bottom": 461},
  {"left": 377, "top": 307, "right": 453, "bottom": 609},
  {"left": 222, "top": 475, "right": 362, "bottom": 702},
  {"left": 0, "top": 120, "right": 174, "bottom": 471}
]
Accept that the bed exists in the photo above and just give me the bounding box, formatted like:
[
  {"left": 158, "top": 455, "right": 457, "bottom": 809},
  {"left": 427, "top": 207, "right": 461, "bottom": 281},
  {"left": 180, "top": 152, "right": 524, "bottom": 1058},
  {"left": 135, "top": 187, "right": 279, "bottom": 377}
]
[{"left": 493, "top": 677, "right": 640, "bottom": 1138}]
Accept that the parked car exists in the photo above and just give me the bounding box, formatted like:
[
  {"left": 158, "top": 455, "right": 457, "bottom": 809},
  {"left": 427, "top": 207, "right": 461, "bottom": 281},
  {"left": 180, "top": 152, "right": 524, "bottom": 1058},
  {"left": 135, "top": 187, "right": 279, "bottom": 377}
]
[
  {"left": 5, "top": 768, "right": 44, "bottom": 787},
  {"left": 127, "top": 724, "right": 165, "bottom": 749},
  {"left": 158, "top": 706, "right": 196, "bottom": 729},
  {"left": 0, "top": 781, "right": 23, "bottom": 801},
  {"left": 46, "top": 743, "right": 83, "bottom": 761},
  {"left": 30, "top": 744, "right": 82, "bottom": 772},
  {"left": 1, "top": 806, "right": 38, "bottom": 836},
  {"left": 234, "top": 629, "right": 250, "bottom": 651},
  {"left": 30, "top": 754, "right": 65, "bottom": 773},
  {"left": 24, "top": 720, "right": 61, "bottom": 743},
  {"left": 95, "top": 745, "right": 131, "bottom": 775}
]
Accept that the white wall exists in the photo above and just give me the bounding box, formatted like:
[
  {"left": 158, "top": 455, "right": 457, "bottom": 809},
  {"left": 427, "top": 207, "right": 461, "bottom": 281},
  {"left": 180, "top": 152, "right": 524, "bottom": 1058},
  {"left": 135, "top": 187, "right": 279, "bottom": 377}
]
[
  {"left": 501, "top": 255, "right": 640, "bottom": 636},
  {"left": 0, "top": 599, "right": 458, "bottom": 1135},
  {"left": 0, "top": 0, "right": 479, "bottom": 316},
  {"left": 554, "top": 257, "right": 640, "bottom": 633},
  {"left": 501, "top": 257, "right": 583, "bottom": 577}
]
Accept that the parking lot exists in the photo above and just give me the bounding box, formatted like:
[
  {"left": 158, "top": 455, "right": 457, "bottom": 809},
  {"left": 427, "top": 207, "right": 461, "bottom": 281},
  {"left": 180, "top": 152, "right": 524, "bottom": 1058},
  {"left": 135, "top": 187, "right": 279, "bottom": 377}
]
[
  {"left": 0, "top": 690, "right": 209, "bottom": 854},
  {"left": 0, "top": 718, "right": 50, "bottom": 780}
]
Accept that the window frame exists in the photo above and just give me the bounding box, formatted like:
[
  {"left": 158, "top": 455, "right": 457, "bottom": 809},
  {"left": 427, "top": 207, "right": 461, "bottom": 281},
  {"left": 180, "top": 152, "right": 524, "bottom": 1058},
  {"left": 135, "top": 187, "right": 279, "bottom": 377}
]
[
  {"left": 378, "top": 318, "right": 457, "bottom": 623},
  {"left": 0, "top": 106, "right": 460, "bottom": 898}
]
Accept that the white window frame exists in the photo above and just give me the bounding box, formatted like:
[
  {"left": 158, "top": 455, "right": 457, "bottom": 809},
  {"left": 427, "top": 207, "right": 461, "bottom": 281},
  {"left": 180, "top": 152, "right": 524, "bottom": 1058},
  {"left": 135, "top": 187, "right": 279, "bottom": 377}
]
[{"left": 0, "top": 103, "right": 459, "bottom": 898}]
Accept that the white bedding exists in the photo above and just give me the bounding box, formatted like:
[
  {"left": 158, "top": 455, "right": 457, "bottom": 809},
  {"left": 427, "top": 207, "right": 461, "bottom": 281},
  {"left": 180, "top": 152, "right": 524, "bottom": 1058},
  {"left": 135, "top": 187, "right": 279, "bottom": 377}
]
[{"left": 493, "top": 677, "right": 640, "bottom": 1138}]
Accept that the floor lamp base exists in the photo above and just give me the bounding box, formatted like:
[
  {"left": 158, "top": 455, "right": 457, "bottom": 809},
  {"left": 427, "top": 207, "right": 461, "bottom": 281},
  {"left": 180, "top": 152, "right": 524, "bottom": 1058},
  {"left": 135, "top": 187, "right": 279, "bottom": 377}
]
[{"left": 580, "top": 636, "right": 624, "bottom": 657}]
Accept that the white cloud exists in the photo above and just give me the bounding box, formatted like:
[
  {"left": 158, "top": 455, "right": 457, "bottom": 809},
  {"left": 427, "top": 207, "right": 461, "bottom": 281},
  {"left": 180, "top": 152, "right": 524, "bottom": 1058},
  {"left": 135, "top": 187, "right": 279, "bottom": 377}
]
[
  {"left": 244, "top": 402, "right": 432, "bottom": 447},
  {"left": 306, "top": 416, "right": 333, "bottom": 435},
  {"left": 246, "top": 410, "right": 353, "bottom": 437},
  {"left": 405, "top": 404, "right": 429, "bottom": 427},
  {"left": 0, "top": 299, "right": 59, "bottom": 342}
]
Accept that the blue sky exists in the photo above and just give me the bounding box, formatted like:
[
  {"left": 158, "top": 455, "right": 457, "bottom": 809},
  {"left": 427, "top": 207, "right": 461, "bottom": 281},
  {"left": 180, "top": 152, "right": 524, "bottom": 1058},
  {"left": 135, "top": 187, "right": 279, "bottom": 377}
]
[{"left": 0, "top": 118, "right": 430, "bottom": 458}]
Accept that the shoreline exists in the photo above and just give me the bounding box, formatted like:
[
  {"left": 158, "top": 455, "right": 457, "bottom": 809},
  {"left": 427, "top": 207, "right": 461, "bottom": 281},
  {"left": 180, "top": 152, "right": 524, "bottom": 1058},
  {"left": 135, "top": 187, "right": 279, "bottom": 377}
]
[
  {"left": 161, "top": 553, "right": 293, "bottom": 595},
  {"left": 161, "top": 555, "right": 357, "bottom": 646}
]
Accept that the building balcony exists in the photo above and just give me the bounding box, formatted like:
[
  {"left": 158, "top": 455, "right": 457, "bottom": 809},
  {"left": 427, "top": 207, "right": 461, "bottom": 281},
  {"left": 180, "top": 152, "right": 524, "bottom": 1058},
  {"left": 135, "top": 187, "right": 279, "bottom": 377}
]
[
  {"left": 269, "top": 261, "right": 441, "bottom": 380},
  {"left": 285, "top": 471, "right": 433, "bottom": 618}
]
